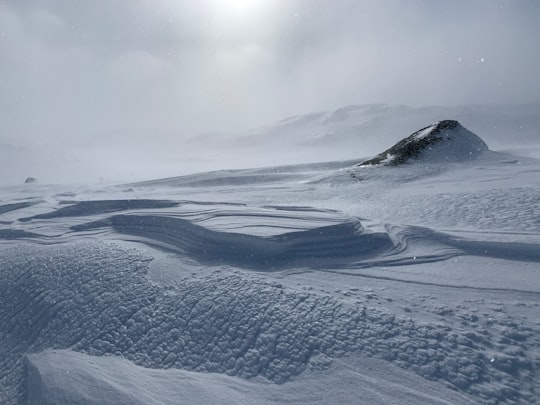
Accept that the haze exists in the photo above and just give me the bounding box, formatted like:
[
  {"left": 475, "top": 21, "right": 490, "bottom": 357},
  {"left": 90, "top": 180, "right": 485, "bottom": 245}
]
[{"left": 1, "top": 0, "right": 539, "bottom": 184}]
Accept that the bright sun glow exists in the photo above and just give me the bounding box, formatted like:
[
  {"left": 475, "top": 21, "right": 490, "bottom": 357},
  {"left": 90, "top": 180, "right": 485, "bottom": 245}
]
[{"left": 211, "top": 0, "right": 269, "bottom": 18}]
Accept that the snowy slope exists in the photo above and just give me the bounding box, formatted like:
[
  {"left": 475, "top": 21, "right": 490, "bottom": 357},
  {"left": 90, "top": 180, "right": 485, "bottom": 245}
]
[
  {"left": 230, "top": 103, "right": 540, "bottom": 149},
  {"left": 207, "top": 103, "right": 540, "bottom": 166},
  {"left": 1, "top": 123, "right": 539, "bottom": 404},
  {"left": 27, "top": 350, "right": 475, "bottom": 405}
]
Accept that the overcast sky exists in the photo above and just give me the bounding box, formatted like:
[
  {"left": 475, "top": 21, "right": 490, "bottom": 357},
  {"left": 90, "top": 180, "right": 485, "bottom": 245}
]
[{"left": 1, "top": 0, "right": 540, "bottom": 146}]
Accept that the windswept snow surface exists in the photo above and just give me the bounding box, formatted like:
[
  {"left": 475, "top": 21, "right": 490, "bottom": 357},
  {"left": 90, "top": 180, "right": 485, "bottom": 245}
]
[
  {"left": 1, "top": 146, "right": 540, "bottom": 404},
  {"left": 27, "top": 350, "right": 475, "bottom": 405}
]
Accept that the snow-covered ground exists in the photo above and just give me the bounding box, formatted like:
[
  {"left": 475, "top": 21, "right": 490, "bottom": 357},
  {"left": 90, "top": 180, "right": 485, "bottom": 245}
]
[{"left": 1, "top": 123, "right": 539, "bottom": 404}]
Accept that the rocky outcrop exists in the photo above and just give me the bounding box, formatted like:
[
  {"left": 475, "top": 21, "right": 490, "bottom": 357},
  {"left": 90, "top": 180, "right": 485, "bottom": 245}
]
[{"left": 357, "top": 120, "right": 489, "bottom": 166}]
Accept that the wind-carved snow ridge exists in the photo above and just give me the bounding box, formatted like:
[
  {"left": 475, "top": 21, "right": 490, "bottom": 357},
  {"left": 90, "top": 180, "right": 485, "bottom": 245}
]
[
  {"left": 381, "top": 224, "right": 540, "bottom": 265},
  {"left": 0, "top": 242, "right": 538, "bottom": 404},
  {"left": 0, "top": 200, "right": 41, "bottom": 215},
  {"left": 72, "top": 215, "right": 393, "bottom": 270},
  {"left": 5, "top": 196, "right": 540, "bottom": 270},
  {"left": 67, "top": 214, "right": 540, "bottom": 271},
  {"left": 358, "top": 120, "right": 489, "bottom": 166},
  {"left": 19, "top": 199, "right": 179, "bottom": 222}
]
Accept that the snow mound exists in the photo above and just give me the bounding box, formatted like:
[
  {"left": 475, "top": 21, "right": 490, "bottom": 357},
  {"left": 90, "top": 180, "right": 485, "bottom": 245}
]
[
  {"left": 72, "top": 215, "right": 393, "bottom": 270},
  {"left": 358, "top": 120, "right": 489, "bottom": 166},
  {"left": 69, "top": 214, "right": 540, "bottom": 271},
  {"left": 26, "top": 350, "right": 476, "bottom": 405}
]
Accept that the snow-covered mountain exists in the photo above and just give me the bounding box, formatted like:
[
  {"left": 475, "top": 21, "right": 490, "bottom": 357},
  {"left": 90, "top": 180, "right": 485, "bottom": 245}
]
[{"left": 219, "top": 103, "right": 540, "bottom": 161}]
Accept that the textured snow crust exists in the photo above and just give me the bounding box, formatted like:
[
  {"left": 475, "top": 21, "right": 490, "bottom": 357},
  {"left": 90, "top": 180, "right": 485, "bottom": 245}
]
[{"left": 0, "top": 241, "right": 538, "bottom": 404}]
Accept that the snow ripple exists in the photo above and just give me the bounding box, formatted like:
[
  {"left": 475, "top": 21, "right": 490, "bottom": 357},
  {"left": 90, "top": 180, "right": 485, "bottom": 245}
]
[
  {"left": 18, "top": 199, "right": 179, "bottom": 222},
  {"left": 0, "top": 201, "right": 41, "bottom": 215},
  {"left": 367, "top": 187, "right": 540, "bottom": 233}
]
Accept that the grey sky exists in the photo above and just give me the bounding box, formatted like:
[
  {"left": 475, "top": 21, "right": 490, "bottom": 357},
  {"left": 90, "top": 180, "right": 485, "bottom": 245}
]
[{"left": 1, "top": 0, "right": 539, "bottom": 146}]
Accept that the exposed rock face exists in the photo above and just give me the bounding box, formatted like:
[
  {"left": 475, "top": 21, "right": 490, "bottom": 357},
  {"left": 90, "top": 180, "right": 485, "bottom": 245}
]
[
  {"left": 357, "top": 120, "right": 489, "bottom": 166},
  {"left": 24, "top": 177, "right": 37, "bottom": 184}
]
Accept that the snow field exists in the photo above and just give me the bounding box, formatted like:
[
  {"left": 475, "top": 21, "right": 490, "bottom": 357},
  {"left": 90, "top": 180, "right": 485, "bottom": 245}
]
[
  {"left": 1, "top": 129, "right": 540, "bottom": 404},
  {"left": 358, "top": 187, "right": 540, "bottom": 233}
]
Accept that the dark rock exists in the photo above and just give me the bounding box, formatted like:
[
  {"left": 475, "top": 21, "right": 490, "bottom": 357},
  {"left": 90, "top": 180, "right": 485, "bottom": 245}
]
[{"left": 357, "top": 120, "right": 489, "bottom": 167}]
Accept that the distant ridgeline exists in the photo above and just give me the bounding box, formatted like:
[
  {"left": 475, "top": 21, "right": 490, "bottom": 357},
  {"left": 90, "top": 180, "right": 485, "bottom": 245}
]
[{"left": 357, "top": 120, "right": 489, "bottom": 166}]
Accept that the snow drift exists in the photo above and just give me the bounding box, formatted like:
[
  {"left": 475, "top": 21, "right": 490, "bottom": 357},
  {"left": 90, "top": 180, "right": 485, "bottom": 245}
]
[{"left": 26, "top": 350, "right": 476, "bottom": 405}]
